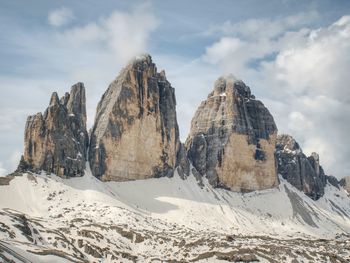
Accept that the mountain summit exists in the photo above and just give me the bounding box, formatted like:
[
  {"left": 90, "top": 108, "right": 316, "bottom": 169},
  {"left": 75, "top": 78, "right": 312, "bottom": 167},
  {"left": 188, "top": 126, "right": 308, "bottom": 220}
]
[
  {"left": 88, "top": 54, "right": 184, "bottom": 181},
  {"left": 186, "top": 75, "right": 278, "bottom": 191}
]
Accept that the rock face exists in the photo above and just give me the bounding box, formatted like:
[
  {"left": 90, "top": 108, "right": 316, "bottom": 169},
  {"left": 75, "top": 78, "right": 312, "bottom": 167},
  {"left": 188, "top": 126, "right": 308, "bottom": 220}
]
[
  {"left": 185, "top": 75, "right": 278, "bottom": 191},
  {"left": 18, "top": 83, "right": 89, "bottom": 177},
  {"left": 89, "top": 55, "right": 184, "bottom": 181},
  {"left": 326, "top": 175, "right": 340, "bottom": 189},
  {"left": 276, "top": 134, "right": 327, "bottom": 200},
  {"left": 340, "top": 176, "right": 350, "bottom": 193}
]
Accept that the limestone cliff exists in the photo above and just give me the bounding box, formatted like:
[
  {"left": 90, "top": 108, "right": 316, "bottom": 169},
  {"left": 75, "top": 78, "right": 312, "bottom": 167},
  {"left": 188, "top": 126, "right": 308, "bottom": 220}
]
[
  {"left": 18, "top": 83, "right": 89, "bottom": 177},
  {"left": 185, "top": 75, "right": 278, "bottom": 191},
  {"left": 89, "top": 55, "right": 184, "bottom": 181},
  {"left": 276, "top": 134, "right": 328, "bottom": 200}
]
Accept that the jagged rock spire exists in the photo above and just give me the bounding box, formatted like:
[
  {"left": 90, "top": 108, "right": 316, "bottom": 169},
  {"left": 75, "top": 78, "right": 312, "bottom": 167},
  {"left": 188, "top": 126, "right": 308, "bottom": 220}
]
[
  {"left": 18, "top": 83, "right": 89, "bottom": 177},
  {"left": 276, "top": 134, "right": 329, "bottom": 200},
  {"left": 49, "top": 92, "right": 59, "bottom": 106}
]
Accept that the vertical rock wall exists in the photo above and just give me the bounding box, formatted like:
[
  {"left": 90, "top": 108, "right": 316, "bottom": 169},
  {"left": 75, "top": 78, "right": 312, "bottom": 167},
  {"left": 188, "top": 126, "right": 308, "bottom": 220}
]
[
  {"left": 185, "top": 76, "right": 278, "bottom": 191},
  {"left": 89, "top": 55, "right": 183, "bottom": 181}
]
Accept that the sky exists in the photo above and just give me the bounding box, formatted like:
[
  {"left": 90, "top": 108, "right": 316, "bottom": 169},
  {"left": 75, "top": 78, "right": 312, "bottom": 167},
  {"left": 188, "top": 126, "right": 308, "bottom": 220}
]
[{"left": 0, "top": 0, "right": 350, "bottom": 179}]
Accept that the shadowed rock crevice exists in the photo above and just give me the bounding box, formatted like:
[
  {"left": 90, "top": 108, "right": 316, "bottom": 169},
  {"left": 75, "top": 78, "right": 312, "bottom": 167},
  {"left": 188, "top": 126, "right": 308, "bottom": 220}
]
[{"left": 18, "top": 83, "right": 89, "bottom": 177}]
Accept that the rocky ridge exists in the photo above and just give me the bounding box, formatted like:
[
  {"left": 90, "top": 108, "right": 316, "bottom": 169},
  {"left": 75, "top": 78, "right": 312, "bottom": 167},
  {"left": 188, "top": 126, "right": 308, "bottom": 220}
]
[
  {"left": 276, "top": 134, "right": 339, "bottom": 200},
  {"left": 18, "top": 83, "right": 88, "bottom": 177},
  {"left": 15, "top": 55, "right": 346, "bottom": 200}
]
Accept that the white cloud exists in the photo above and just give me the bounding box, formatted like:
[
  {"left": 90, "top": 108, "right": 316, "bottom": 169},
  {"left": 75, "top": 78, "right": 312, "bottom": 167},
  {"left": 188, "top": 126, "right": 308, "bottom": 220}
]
[
  {"left": 58, "top": 3, "right": 159, "bottom": 64},
  {"left": 203, "top": 36, "right": 274, "bottom": 75},
  {"left": 203, "top": 37, "right": 243, "bottom": 64},
  {"left": 103, "top": 4, "right": 159, "bottom": 63},
  {"left": 272, "top": 18, "right": 350, "bottom": 101},
  {"left": 48, "top": 7, "right": 74, "bottom": 27},
  {"left": 203, "top": 15, "right": 350, "bottom": 179},
  {"left": 204, "top": 11, "right": 319, "bottom": 39},
  {"left": 288, "top": 111, "right": 313, "bottom": 131}
]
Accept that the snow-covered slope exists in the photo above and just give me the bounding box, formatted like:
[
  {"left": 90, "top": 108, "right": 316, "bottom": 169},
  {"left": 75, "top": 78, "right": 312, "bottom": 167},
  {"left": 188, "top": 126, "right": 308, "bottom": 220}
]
[{"left": 0, "top": 168, "right": 349, "bottom": 262}]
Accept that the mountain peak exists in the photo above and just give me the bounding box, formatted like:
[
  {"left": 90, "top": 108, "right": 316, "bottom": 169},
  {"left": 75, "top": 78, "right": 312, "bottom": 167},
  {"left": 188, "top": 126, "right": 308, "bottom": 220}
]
[
  {"left": 49, "top": 91, "right": 59, "bottom": 106},
  {"left": 186, "top": 76, "right": 278, "bottom": 191},
  {"left": 210, "top": 75, "right": 252, "bottom": 99},
  {"left": 128, "top": 53, "right": 153, "bottom": 69},
  {"left": 217, "top": 74, "right": 240, "bottom": 83},
  {"left": 19, "top": 85, "right": 89, "bottom": 177},
  {"left": 89, "top": 55, "right": 185, "bottom": 181}
]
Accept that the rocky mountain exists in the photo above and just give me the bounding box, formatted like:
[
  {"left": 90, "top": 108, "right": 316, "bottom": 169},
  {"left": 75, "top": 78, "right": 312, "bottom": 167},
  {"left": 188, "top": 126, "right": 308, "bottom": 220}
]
[
  {"left": 14, "top": 56, "right": 342, "bottom": 200},
  {"left": 17, "top": 83, "right": 89, "bottom": 177},
  {"left": 275, "top": 134, "right": 338, "bottom": 200},
  {"left": 185, "top": 75, "right": 278, "bottom": 191},
  {"left": 1, "top": 54, "right": 350, "bottom": 263},
  {"left": 89, "top": 55, "right": 185, "bottom": 181}
]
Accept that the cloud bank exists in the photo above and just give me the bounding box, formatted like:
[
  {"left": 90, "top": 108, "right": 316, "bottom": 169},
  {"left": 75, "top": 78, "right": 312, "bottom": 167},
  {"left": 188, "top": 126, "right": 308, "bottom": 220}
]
[
  {"left": 58, "top": 3, "right": 159, "bottom": 64},
  {"left": 203, "top": 14, "right": 350, "bottom": 178},
  {"left": 48, "top": 7, "right": 74, "bottom": 27}
]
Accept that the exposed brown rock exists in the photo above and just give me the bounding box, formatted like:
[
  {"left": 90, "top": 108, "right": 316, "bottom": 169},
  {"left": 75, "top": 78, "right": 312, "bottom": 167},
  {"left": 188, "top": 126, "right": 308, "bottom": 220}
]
[
  {"left": 18, "top": 83, "right": 88, "bottom": 177},
  {"left": 185, "top": 75, "right": 278, "bottom": 191},
  {"left": 89, "top": 55, "right": 185, "bottom": 181}
]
